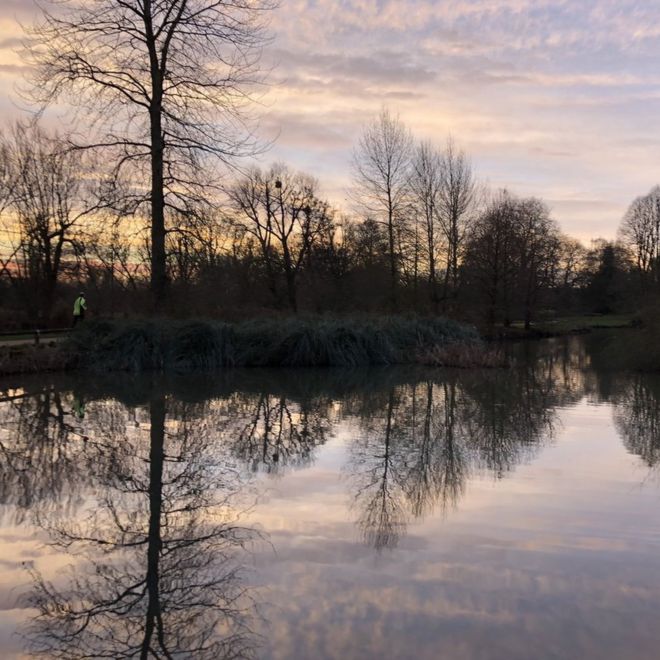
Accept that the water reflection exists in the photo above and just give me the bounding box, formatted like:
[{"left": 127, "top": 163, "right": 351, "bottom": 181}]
[
  {"left": 226, "top": 392, "right": 334, "bottom": 474},
  {"left": 613, "top": 373, "right": 660, "bottom": 468},
  {"left": 0, "top": 386, "right": 260, "bottom": 658},
  {"left": 2, "top": 336, "right": 660, "bottom": 656},
  {"left": 0, "top": 385, "right": 88, "bottom": 524},
  {"left": 346, "top": 362, "right": 568, "bottom": 550}
]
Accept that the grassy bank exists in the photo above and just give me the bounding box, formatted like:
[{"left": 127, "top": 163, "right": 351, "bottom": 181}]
[
  {"left": 59, "top": 316, "right": 490, "bottom": 372},
  {"left": 0, "top": 316, "right": 495, "bottom": 375},
  {"left": 490, "top": 314, "right": 634, "bottom": 341}
]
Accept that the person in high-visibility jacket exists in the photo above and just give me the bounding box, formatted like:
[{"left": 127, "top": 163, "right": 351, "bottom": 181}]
[{"left": 73, "top": 292, "right": 87, "bottom": 327}]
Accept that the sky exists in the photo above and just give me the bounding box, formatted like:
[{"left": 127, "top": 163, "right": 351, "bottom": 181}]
[{"left": 2, "top": 0, "right": 660, "bottom": 241}]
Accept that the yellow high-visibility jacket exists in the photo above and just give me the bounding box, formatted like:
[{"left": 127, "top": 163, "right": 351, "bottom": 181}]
[{"left": 73, "top": 296, "right": 87, "bottom": 316}]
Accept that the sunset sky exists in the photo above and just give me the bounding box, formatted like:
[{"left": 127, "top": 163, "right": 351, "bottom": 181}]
[{"left": 2, "top": 0, "right": 660, "bottom": 241}]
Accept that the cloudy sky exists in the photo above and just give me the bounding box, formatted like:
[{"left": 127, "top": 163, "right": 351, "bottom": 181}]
[{"left": 2, "top": 0, "right": 660, "bottom": 241}]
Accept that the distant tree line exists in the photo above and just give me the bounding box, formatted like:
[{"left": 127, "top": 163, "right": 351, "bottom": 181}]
[
  {"left": 0, "top": 110, "right": 647, "bottom": 330},
  {"left": 0, "top": 0, "right": 650, "bottom": 330}
]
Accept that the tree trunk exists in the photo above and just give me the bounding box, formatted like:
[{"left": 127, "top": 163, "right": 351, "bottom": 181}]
[
  {"left": 150, "top": 109, "right": 167, "bottom": 308},
  {"left": 285, "top": 271, "right": 298, "bottom": 313},
  {"left": 387, "top": 208, "right": 397, "bottom": 310},
  {"left": 142, "top": 394, "right": 166, "bottom": 659},
  {"left": 282, "top": 244, "right": 298, "bottom": 313}
]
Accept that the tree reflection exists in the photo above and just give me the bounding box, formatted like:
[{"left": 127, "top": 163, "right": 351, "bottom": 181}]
[
  {"left": 346, "top": 361, "right": 563, "bottom": 550},
  {"left": 349, "top": 389, "right": 409, "bottom": 550},
  {"left": 226, "top": 392, "right": 333, "bottom": 474},
  {"left": 0, "top": 385, "right": 88, "bottom": 524},
  {"left": 404, "top": 381, "right": 468, "bottom": 519},
  {"left": 19, "top": 389, "right": 259, "bottom": 659},
  {"left": 613, "top": 374, "right": 660, "bottom": 467},
  {"left": 0, "top": 339, "right": 602, "bottom": 628}
]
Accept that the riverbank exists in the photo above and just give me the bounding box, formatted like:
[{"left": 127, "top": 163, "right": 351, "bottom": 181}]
[
  {"left": 489, "top": 314, "right": 634, "bottom": 341},
  {"left": 0, "top": 316, "right": 505, "bottom": 375}
]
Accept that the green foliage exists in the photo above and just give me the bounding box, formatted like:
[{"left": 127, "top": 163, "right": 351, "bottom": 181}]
[{"left": 67, "top": 316, "right": 480, "bottom": 372}]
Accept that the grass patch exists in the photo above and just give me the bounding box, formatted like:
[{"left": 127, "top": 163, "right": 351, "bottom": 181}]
[
  {"left": 494, "top": 314, "right": 634, "bottom": 340},
  {"left": 65, "top": 316, "right": 483, "bottom": 372},
  {"left": 532, "top": 314, "right": 634, "bottom": 333}
]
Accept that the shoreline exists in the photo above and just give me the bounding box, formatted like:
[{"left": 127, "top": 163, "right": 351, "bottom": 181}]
[
  {"left": 0, "top": 316, "right": 506, "bottom": 376},
  {"left": 0, "top": 315, "right": 634, "bottom": 377}
]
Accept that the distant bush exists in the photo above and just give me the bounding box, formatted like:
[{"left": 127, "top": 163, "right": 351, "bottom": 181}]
[{"left": 67, "top": 316, "right": 482, "bottom": 372}]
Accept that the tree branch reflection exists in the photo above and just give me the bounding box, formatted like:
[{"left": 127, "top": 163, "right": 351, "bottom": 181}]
[
  {"left": 613, "top": 374, "right": 660, "bottom": 468},
  {"left": 346, "top": 360, "right": 566, "bottom": 550},
  {"left": 19, "top": 390, "right": 259, "bottom": 659}
]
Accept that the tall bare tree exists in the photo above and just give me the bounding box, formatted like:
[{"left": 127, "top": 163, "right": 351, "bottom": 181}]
[
  {"left": 410, "top": 140, "right": 443, "bottom": 307},
  {"left": 464, "top": 191, "right": 519, "bottom": 327},
  {"left": 514, "top": 197, "right": 560, "bottom": 329},
  {"left": 437, "top": 138, "right": 476, "bottom": 305},
  {"left": 25, "top": 0, "right": 275, "bottom": 306},
  {"left": 351, "top": 108, "right": 413, "bottom": 307}
]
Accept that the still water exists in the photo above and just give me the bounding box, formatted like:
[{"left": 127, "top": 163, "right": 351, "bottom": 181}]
[{"left": 1, "top": 336, "right": 660, "bottom": 659}]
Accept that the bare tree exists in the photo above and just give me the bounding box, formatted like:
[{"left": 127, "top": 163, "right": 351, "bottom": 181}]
[
  {"left": 25, "top": 0, "right": 275, "bottom": 306},
  {"left": 619, "top": 186, "right": 660, "bottom": 287},
  {"left": 410, "top": 141, "right": 443, "bottom": 307},
  {"left": 82, "top": 215, "right": 144, "bottom": 303},
  {"left": 464, "top": 191, "right": 560, "bottom": 329},
  {"left": 464, "top": 191, "right": 519, "bottom": 327},
  {"left": 0, "top": 122, "right": 95, "bottom": 322},
  {"left": 351, "top": 108, "right": 413, "bottom": 307},
  {"left": 228, "top": 164, "right": 333, "bottom": 312},
  {"left": 555, "top": 235, "right": 587, "bottom": 309},
  {"left": 437, "top": 138, "right": 476, "bottom": 306},
  {"left": 515, "top": 197, "right": 560, "bottom": 329}
]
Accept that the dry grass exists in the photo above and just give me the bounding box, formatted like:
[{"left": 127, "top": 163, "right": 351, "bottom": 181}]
[
  {"left": 63, "top": 316, "right": 481, "bottom": 372},
  {"left": 0, "top": 316, "right": 497, "bottom": 374}
]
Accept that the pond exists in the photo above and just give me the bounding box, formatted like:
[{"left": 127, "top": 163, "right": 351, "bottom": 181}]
[{"left": 1, "top": 335, "right": 660, "bottom": 659}]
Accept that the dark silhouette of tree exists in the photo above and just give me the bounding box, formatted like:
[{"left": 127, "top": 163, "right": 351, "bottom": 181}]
[
  {"left": 25, "top": 0, "right": 275, "bottom": 306},
  {"left": 228, "top": 164, "right": 333, "bottom": 312},
  {"left": 582, "top": 240, "right": 631, "bottom": 314},
  {"left": 464, "top": 191, "right": 519, "bottom": 327},
  {"left": 619, "top": 186, "right": 660, "bottom": 288},
  {"left": 464, "top": 191, "right": 562, "bottom": 328},
  {"left": 410, "top": 141, "right": 443, "bottom": 308},
  {"left": 437, "top": 138, "right": 476, "bottom": 307},
  {"left": 351, "top": 108, "right": 413, "bottom": 309},
  {"left": 515, "top": 197, "right": 560, "bottom": 330},
  {"left": 0, "top": 122, "right": 97, "bottom": 323}
]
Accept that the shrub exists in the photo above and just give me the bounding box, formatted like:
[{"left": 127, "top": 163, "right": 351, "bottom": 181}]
[{"left": 66, "top": 315, "right": 482, "bottom": 372}]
